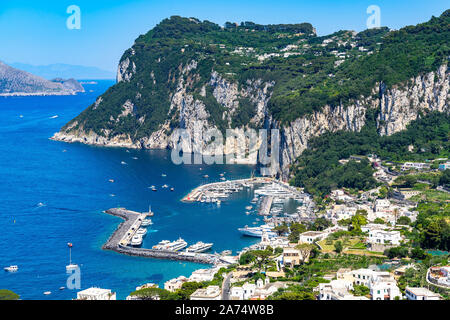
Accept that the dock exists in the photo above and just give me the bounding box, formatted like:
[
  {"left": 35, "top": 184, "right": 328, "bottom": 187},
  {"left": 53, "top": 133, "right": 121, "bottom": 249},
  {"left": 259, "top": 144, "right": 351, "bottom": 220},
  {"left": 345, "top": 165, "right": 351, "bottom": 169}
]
[
  {"left": 258, "top": 196, "right": 273, "bottom": 216},
  {"left": 182, "top": 177, "right": 273, "bottom": 203},
  {"left": 102, "top": 208, "right": 216, "bottom": 264}
]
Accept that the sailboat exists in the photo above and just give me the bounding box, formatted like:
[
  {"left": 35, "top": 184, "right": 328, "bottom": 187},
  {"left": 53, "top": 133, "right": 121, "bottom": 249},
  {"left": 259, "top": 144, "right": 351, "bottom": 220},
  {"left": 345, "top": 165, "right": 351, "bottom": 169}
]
[{"left": 66, "top": 243, "right": 78, "bottom": 271}]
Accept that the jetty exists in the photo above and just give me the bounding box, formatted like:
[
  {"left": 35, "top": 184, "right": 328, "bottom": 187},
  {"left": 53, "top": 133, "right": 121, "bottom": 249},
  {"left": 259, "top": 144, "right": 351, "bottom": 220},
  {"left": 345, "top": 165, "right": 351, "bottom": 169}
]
[
  {"left": 258, "top": 196, "right": 273, "bottom": 216},
  {"left": 102, "top": 208, "right": 216, "bottom": 264},
  {"left": 182, "top": 177, "right": 273, "bottom": 203}
]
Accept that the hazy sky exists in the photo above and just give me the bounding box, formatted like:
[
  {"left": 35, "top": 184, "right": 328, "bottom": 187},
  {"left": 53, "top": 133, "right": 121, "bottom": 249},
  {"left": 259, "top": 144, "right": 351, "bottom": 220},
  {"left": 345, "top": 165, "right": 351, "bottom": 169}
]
[{"left": 0, "top": 0, "right": 447, "bottom": 71}]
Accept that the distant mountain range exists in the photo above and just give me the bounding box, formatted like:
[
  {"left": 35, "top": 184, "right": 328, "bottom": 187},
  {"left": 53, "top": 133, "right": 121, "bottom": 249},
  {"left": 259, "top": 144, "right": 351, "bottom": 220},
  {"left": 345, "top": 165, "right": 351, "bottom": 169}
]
[
  {"left": 9, "top": 63, "right": 115, "bottom": 80},
  {"left": 0, "top": 61, "right": 85, "bottom": 96}
]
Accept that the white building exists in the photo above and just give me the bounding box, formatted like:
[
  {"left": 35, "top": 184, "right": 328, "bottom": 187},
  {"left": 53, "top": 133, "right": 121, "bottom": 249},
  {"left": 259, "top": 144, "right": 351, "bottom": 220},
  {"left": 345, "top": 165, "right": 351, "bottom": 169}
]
[
  {"left": 230, "top": 277, "right": 286, "bottom": 300},
  {"left": 368, "top": 230, "right": 402, "bottom": 246},
  {"left": 76, "top": 287, "right": 116, "bottom": 300},
  {"left": 401, "top": 162, "right": 430, "bottom": 171},
  {"left": 164, "top": 276, "right": 188, "bottom": 292},
  {"left": 190, "top": 285, "right": 222, "bottom": 300},
  {"left": 319, "top": 279, "right": 369, "bottom": 300},
  {"left": 189, "top": 267, "right": 219, "bottom": 282},
  {"left": 299, "top": 231, "right": 327, "bottom": 244},
  {"left": 405, "top": 287, "right": 441, "bottom": 300},
  {"left": 352, "top": 269, "right": 376, "bottom": 286},
  {"left": 369, "top": 273, "right": 401, "bottom": 300},
  {"left": 374, "top": 199, "right": 391, "bottom": 212}
]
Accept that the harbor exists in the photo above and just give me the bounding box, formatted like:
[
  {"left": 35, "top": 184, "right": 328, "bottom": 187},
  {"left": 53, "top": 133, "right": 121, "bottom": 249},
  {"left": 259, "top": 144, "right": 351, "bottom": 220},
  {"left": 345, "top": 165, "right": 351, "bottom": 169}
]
[{"left": 102, "top": 208, "right": 219, "bottom": 264}]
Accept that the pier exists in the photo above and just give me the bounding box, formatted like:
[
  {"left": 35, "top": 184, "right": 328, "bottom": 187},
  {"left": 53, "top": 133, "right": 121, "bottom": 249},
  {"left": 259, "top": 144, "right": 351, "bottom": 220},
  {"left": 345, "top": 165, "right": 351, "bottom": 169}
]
[
  {"left": 182, "top": 177, "right": 272, "bottom": 203},
  {"left": 258, "top": 196, "right": 273, "bottom": 216},
  {"left": 102, "top": 208, "right": 216, "bottom": 264}
]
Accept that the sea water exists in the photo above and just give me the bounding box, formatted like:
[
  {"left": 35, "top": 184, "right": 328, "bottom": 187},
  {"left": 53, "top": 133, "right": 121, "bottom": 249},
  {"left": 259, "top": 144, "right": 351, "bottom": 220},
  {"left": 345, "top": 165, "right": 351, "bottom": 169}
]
[{"left": 0, "top": 81, "right": 260, "bottom": 300}]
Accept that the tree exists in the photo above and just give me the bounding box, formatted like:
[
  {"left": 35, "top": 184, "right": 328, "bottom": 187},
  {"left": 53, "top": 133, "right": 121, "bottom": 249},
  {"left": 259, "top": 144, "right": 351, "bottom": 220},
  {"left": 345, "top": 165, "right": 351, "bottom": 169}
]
[
  {"left": 0, "top": 290, "right": 19, "bottom": 300},
  {"left": 397, "top": 216, "right": 412, "bottom": 226},
  {"left": 373, "top": 218, "right": 385, "bottom": 224},
  {"left": 295, "top": 243, "right": 315, "bottom": 263},
  {"left": 350, "top": 214, "right": 368, "bottom": 233},
  {"left": 288, "top": 223, "right": 307, "bottom": 242},
  {"left": 273, "top": 224, "right": 289, "bottom": 236},
  {"left": 351, "top": 285, "right": 370, "bottom": 296},
  {"left": 253, "top": 249, "right": 272, "bottom": 272},
  {"left": 334, "top": 241, "right": 343, "bottom": 253}
]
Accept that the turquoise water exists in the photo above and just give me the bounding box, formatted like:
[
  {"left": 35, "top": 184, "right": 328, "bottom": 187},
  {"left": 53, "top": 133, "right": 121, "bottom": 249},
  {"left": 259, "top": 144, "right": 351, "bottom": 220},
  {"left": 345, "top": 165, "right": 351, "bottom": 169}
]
[{"left": 0, "top": 81, "right": 260, "bottom": 300}]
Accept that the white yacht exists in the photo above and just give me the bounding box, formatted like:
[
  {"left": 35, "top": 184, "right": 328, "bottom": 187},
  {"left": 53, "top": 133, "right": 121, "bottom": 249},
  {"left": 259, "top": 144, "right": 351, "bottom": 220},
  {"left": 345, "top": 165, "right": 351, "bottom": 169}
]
[
  {"left": 186, "top": 241, "right": 213, "bottom": 253},
  {"left": 131, "top": 235, "right": 143, "bottom": 246},
  {"left": 152, "top": 240, "right": 170, "bottom": 250},
  {"left": 166, "top": 238, "right": 188, "bottom": 251},
  {"left": 141, "top": 219, "right": 153, "bottom": 226},
  {"left": 238, "top": 224, "right": 277, "bottom": 238},
  {"left": 136, "top": 228, "right": 147, "bottom": 236},
  {"left": 4, "top": 265, "right": 18, "bottom": 272}
]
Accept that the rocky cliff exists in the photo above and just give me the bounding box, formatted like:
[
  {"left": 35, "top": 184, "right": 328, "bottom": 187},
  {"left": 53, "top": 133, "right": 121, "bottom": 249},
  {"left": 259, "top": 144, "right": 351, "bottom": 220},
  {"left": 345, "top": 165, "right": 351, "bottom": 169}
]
[
  {"left": 0, "top": 61, "right": 84, "bottom": 96},
  {"left": 52, "top": 13, "right": 450, "bottom": 177}
]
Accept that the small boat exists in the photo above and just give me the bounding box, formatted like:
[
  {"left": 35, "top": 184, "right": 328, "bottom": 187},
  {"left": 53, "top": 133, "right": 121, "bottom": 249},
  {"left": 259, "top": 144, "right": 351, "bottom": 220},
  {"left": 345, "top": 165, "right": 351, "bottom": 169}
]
[
  {"left": 219, "top": 173, "right": 224, "bottom": 177},
  {"left": 121, "top": 161, "right": 127, "bottom": 165},
  {"left": 151, "top": 186, "right": 157, "bottom": 192},
  {"left": 170, "top": 187, "right": 174, "bottom": 192},
  {"left": 43, "top": 291, "right": 51, "bottom": 295},
  {"left": 66, "top": 243, "right": 79, "bottom": 271},
  {"left": 186, "top": 241, "right": 213, "bottom": 253},
  {"left": 132, "top": 157, "right": 138, "bottom": 160},
  {"left": 4, "top": 265, "right": 18, "bottom": 272},
  {"left": 19, "top": 115, "right": 24, "bottom": 118},
  {"left": 141, "top": 219, "right": 153, "bottom": 226},
  {"left": 162, "top": 184, "right": 169, "bottom": 189},
  {"left": 203, "top": 175, "right": 209, "bottom": 178},
  {"left": 131, "top": 235, "right": 143, "bottom": 246},
  {"left": 245, "top": 206, "right": 253, "bottom": 210},
  {"left": 161, "top": 173, "right": 167, "bottom": 177},
  {"left": 108, "top": 179, "right": 114, "bottom": 183},
  {"left": 220, "top": 177, "right": 226, "bottom": 181},
  {"left": 245, "top": 211, "right": 251, "bottom": 215},
  {"left": 50, "top": 115, "right": 59, "bottom": 119},
  {"left": 136, "top": 228, "right": 147, "bottom": 236},
  {"left": 59, "top": 287, "right": 65, "bottom": 290}
]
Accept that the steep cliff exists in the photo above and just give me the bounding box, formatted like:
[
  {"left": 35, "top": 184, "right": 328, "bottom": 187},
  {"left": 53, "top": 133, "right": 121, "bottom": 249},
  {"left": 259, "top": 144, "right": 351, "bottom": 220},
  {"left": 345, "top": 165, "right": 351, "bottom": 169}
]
[{"left": 52, "top": 12, "right": 450, "bottom": 177}]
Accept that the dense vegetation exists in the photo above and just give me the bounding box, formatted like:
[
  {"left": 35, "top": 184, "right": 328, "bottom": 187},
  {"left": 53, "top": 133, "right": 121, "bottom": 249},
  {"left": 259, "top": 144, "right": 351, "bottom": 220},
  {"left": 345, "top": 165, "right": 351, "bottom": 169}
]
[
  {"left": 0, "top": 289, "right": 19, "bottom": 300},
  {"left": 61, "top": 10, "right": 449, "bottom": 142},
  {"left": 290, "top": 111, "right": 450, "bottom": 197}
]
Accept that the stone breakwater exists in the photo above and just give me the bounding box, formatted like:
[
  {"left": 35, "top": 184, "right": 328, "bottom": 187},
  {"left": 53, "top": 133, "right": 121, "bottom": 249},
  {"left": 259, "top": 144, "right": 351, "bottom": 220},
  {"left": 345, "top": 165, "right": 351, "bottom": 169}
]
[{"left": 102, "top": 207, "right": 215, "bottom": 264}]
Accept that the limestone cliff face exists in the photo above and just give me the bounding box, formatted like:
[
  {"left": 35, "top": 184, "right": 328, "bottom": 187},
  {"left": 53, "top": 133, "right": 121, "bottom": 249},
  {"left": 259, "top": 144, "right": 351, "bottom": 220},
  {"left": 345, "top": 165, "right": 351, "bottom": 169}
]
[
  {"left": 377, "top": 64, "right": 449, "bottom": 135},
  {"left": 52, "top": 63, "right": 449, "bottom": 177}
]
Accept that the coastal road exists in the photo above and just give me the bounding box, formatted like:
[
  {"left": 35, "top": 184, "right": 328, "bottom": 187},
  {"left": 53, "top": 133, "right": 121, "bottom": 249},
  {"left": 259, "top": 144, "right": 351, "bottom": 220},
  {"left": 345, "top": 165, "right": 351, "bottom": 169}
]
[{"left": 221, "top": 272, "right": 233, "bottom": 300}]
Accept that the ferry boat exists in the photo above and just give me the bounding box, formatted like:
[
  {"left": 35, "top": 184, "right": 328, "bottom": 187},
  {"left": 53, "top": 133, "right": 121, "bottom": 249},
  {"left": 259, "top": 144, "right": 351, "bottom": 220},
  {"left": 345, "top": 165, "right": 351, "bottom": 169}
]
[
  {"left": 136, "top": 228, "right": 147, "bottom": 236},
  {"left": 141, "top": 219, "right": 153, "bottom": 226},
  {"left": 4, "top": 265, "right": 18, "bottom": 272},
  {"left": 238, "top": 224, "right": 277, "bottom": 238},
  {"left": 153, "top": 240, "right": 170, "bottom": 250},
  {"left": 186, "top": 241, "right": 213, "bottom": 253},
  {"left": 166, "top": 238, "right": 188, "bottom": 251},
  {"left": 131, "top": 235, "right": 143, "bottom": 246}
]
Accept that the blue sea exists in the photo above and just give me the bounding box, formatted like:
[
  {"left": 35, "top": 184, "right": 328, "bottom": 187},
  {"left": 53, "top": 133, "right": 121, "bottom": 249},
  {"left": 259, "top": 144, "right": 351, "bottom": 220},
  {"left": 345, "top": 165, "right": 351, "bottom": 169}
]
[{"left": 0, "top": 81, "right": 261, "bottom": 300}]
